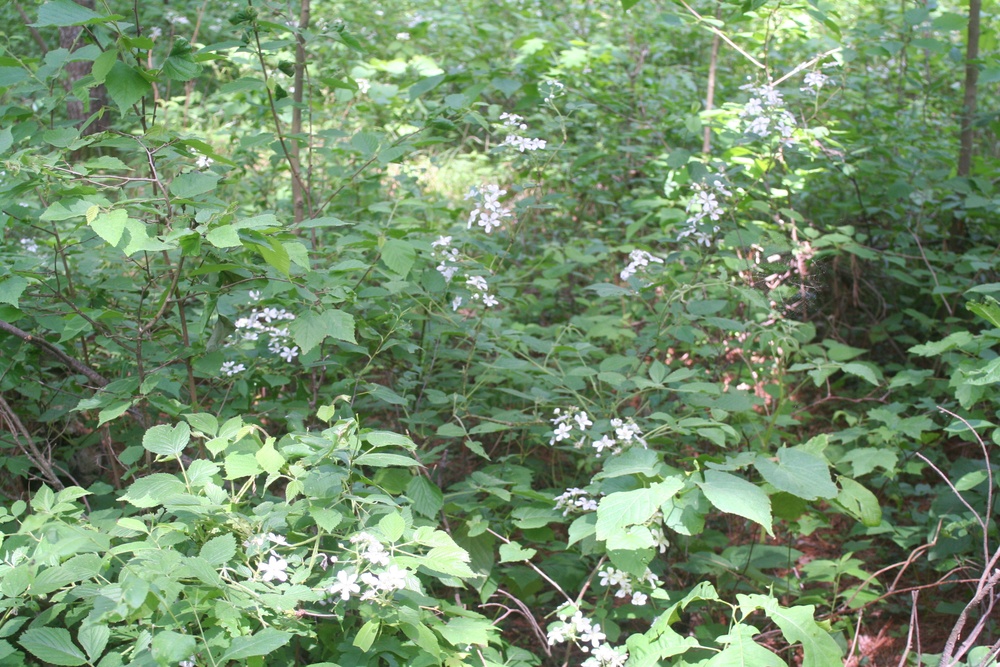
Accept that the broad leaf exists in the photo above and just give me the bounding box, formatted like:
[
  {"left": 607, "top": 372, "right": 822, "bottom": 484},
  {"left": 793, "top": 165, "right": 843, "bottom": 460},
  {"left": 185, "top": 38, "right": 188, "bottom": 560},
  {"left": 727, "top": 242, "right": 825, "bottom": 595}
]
[
  {"left": 18, "top": 628, "right": 86, "bottom": 666},
  {"left": 698, "top": 470, "right": 773, "bottom": 536}
]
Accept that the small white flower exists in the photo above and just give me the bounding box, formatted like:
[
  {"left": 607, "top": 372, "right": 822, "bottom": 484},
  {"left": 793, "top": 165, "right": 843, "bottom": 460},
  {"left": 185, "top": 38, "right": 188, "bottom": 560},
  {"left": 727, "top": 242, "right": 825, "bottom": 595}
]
[
  {"left": 19, "top": 238, "right": 39, "bottom": 253},
  {"left": 248, "top": 290, "right": 261, "bottom": 301},
  {"left": 148, "top": 26, "right": 163, "bottom": 40},
  {"left": 395, "top": 32, "right": 410, "bottom": 40},
  {"left": 481, "top": 294, "right": 499, "bottom": 307},
  {"left": 451, "top": 296, "right": 463, "bottom": 311},
  {"left": 329, "top": 570, "right": 361, "bottom": 601},
  {"left": 355, "top": 78, "right": 370, "bottom": 94},
  {"left": 466, "top": 275, "right": 488, "bottom": 292},
  {"left": 802, "top": 70, "right": 829, "bottom": 91},
  {"left": 266, "top": 532, "right": 288, "bottom": 545},
  {"left": 631, "top": 591, "right": 648, "bottom": 606},
  {"left": 431, "top": 235, "right": 451, "bottom": 249},
  {"left": 259, "top": 555, "right": 288, "bottom": 583},
  {"left": 221, "top": 361, "right": 246, "bottom": 377},
  {"left": 279, "top": 346, "right": 299, "bottom": 363},
  {"left": 196, "top": 155, "right": 213, "bottom": 169}
]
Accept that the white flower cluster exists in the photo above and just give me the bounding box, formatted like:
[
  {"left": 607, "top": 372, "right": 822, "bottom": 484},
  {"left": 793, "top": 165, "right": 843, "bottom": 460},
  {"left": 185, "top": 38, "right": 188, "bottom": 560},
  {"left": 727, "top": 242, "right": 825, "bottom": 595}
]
[
  {"left": 432, "top": 235, "right": 459, "bottom": 282},
  {"left": 541, "top": 79, "right": 565, "bottom": 104},
  {"left": 465, "top": 275, "right": 498, "bottom": 307},
  {"left": 355, "top": 78, "right": 371, "bottom": 95},
  {"left": 466, "top": 184, "right": 512, "bottom": 234},
  {"left": 620, "top": 249, "right": 664, "bottom": 281},
  {"left": 395, "top": 32, "right": 410, "bottom": 40},
  {"left": 582, "top": 643, "right": 629, "bottom": 667},
  {"left": 321, "top": 532, "right": 410, "bottom": 605},
  {"left": 678, "top": 175, "right": 731, "bottom": 247},
  {"left": 226, "top": 304, "right": 299, "bottom": 366},
  {"left": 19, "top": 238, "right": 38, "bottom": 253},
  {"left": 499, "top": 113, "right": 547, "bottom": 153},
  {"left": 196, "top": 154, "right": 213, "bottom": 170},
  {"left": 221, "top": 361, "right": 246, "bottom": 377},
  {"left": 245, "top": 532, "right": 291, "bottom": 583},
  {"left": 739, "top": 83, "right": 796, "bottom": 141},
  {"left": 599, "top": 566, "right": 660, "bottom": 606},
  {"left": 547, "top": 606, "right": 628, "bottom": 666},
  {"left": 801, "top": 70, "right": 829, "bottom": 93},
  {"left": 549, "top": 408, "right": 647, "bottom": 457},
  {"left": 554, "top": 487, "right": 599, "bottom": 515}
]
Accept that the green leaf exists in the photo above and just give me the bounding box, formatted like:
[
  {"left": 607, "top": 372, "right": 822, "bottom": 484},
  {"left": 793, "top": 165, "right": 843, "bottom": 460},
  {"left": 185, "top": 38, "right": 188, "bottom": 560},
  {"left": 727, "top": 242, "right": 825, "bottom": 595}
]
[
  {"left": 438, "top": 617, "right": 493, "bottom": 648},
  {"left": 90, "top": 209, "right": 128, "bottom": 245},
  {"left": 256, "top": 439, "right": 285, "bottom": 474},
  {"left": 836, "top": 477, "right": 882, "bottom": 527},
  {"left": 353, "top": 620, "right": 380, "bottom": 652},
  {"left": 754, "top": 448, "right": 837, "bottom": 501},
  {"left": 142, "top": 422, "right": 190, "bottom": 457},
  {"left": 105, "top": 62, "right": 150, "bottom": 110},
  {"left": 170, "top": 172, "right": 220, "bottom": 199},
  {"left": 33, "top": 0, "right": 104, "bottom": 26},
  {"left": 498, "top": 541, "right": 537, "bottom": 563},
  {"left": 707, "top": 624, "right": 786, "bottom": 666},
  {"left": 366, "top": 431, "right": 417, "bottom": 449},
  {"left": 381, "top": 238, "right": 416, "bottom": 276},
  {"left": 353, "top": 452, "right": 420, "bottom": 467},
  {"left": 595, "top": 479, "right": 684, "bottom": 541},
  {"left": 840, "top": 362, "right": 881, "bottom": 386},
  {"left": 350, "top": 132, "right": 381, "bottom": 156},
  {"left": 97, "top": 400, "right": 133, "bottom": 426},
  {"left": 406, "top": 476, "right": 443, "bottom": 518},
  {"left": 161, "top": 39, "right": 200, "bottom": 81},
  {"left": 256, "top": 238, "right": 291, "bottom": 276},
  {"left": 18, "top": 628, "right": 86, "bottom": 666},
  {"left": 0, "top": 276, "right": 29, "bottom": 308},
  {"left": 121, "top": 473, "right": 187, "bottom": 508},
  {"left": 621, "top": 0, "right": 642, "bottom": 9},
  {"left": 221, "top": 628, "right": 291, "bottom": 661},
  {"left": 966, "top": 357, "right": 1000, "bottom": 386},
  {"left": 200, "top": 533, "right": 236, "bottom": 566},
  {"left": 379, "top": 512, "right": 405, "bottom": 542},
  {"left": 91, "top": 49, "right": 116, "bottom": 83},
  {"left": 224, "top": 452, "right": 263, "bottom": 479},
  {"left": 741, "top": 595, "right": 843, "bottom": 667},
  {"left": 0, "top": 127, "right": 13, "bottom": 155},
  {"left": 77, "top": 626, "right": 109, "bottom": 663},
  {"left": 206, "top": 224, "right": 242, "bottom": 248},
  {"left": 151, "top": 631, "right": 195, "bottom": 665},
  {"left": 423, "top": 545, "right": 475, "bottom": 578},
  {"left": 290, "top": 309, "right": 356, "bottom": 354},
  {"left": 698, "top": 470, "right": 773, "bottom": 536}
]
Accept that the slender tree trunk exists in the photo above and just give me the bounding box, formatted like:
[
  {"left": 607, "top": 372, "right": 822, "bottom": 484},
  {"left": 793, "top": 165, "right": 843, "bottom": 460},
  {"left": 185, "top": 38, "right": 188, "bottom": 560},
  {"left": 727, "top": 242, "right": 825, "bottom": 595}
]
[
  {"left": 58, "top": 0, "right": 110, "bottom": 134},
  {"left": 702, "top": 4, "right": 722, "bottom": 154},
  {"left": 957, "top": 0, "right": 981, "bottom": 177},
  {"left": 291, "top": 0, "right": 312, "bottom": 226},
  {"left": 950, "top": 0, "right": 981, "bottom": 247}
]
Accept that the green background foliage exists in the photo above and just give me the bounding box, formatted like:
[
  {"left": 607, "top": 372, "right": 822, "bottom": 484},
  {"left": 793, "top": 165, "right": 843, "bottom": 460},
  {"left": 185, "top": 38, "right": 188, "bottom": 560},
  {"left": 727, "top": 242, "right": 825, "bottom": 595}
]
[{"left": 1, "top": 0, "right": 999, "bottom": 665}]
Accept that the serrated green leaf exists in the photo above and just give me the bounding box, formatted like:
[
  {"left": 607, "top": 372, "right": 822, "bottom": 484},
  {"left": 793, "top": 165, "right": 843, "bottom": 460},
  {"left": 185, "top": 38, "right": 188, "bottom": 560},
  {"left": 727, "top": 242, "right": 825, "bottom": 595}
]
[
  {"left": 77, "top": 626, "right": 109, "bottom": 663},
  {"left": 423, "top": 545, "right": 475, "bottom": 578},
  {"left": 381, "top": 238, "right": 416, "bottom": 276},
  {"left": 221, "top": 628, "right": 291, "bottom": 661},
  {"left": 33, "top": 0, "right": 104, "bottom": 27},
  {"left": 206, "top": 224, "right": 242, "bottom": 248},
  {"left": 290, "top": 309, "right": 356, "bottom": 354},
  {"left": 256, "top": 440, "right": 285, "bottom": 474},
  {"left": 200, "top": 533, "right": 236, "bottom": 566},
  {"left": 0, "top": 276, "right": 28, "bottom": 308},
  {"left": 754, "top": 448, "right": 837, "bottom": 500},
  {"left": 379, "top": 511, "right": 405, "bottom": 542},
  {"left": 498, "top": 541, "right": 536, "bottom": 563},
  {"left": 407, "top": 476, "right": 443, "bottom": 518},
  {"left": 18, "top": 628, "right": 86, "bottom": 666},
  {"left": 170, "top": 172, "right": 219, "bottom": 199},
  {"left": 836, "top": 476, "right": 882, "bottom": 527},
  {"left": 350, "top": 131, "right": 380, "bottom": 156},
  {"left": 595, "top": 479, "right": 684, "bottom": 540},
  {"left": 151, "top": 631, "right": 195, "bottom": 664},
  {"left": 105, "top": 62, "right": 150, "bottom": 110},
  {"left": 840, "top": 362, "right": 881, "bottom": 385},
  {"left": 353, "top": 620, "right": 380, "bottom": 652},
  {"left": 142, "top": 422, "right": 190, "bottom": 457},
  {"left": 740, "top": 595, "right": 843, "bottom": 667},
  {"left": 90, "top": 209, "right": 128, "bottom": 245},
  {"left": 121, "top": 473, "right": 186, "bottom": 508},
  {"left": 698, "top": 470, "right": 773, "bottom": 536}
]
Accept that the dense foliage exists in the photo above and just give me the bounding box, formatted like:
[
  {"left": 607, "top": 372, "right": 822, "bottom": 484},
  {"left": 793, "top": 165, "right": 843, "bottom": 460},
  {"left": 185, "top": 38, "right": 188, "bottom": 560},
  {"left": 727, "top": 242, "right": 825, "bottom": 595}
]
[{"left": 1, "top": 0, "right": 999, "bottom": 665}]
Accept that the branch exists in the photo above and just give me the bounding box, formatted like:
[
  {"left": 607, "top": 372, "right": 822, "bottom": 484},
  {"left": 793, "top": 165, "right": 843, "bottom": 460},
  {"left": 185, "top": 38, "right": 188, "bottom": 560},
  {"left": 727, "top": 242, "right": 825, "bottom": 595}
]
[{"left": 0, "top": 319, "right": 109, "bottom": 388}]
